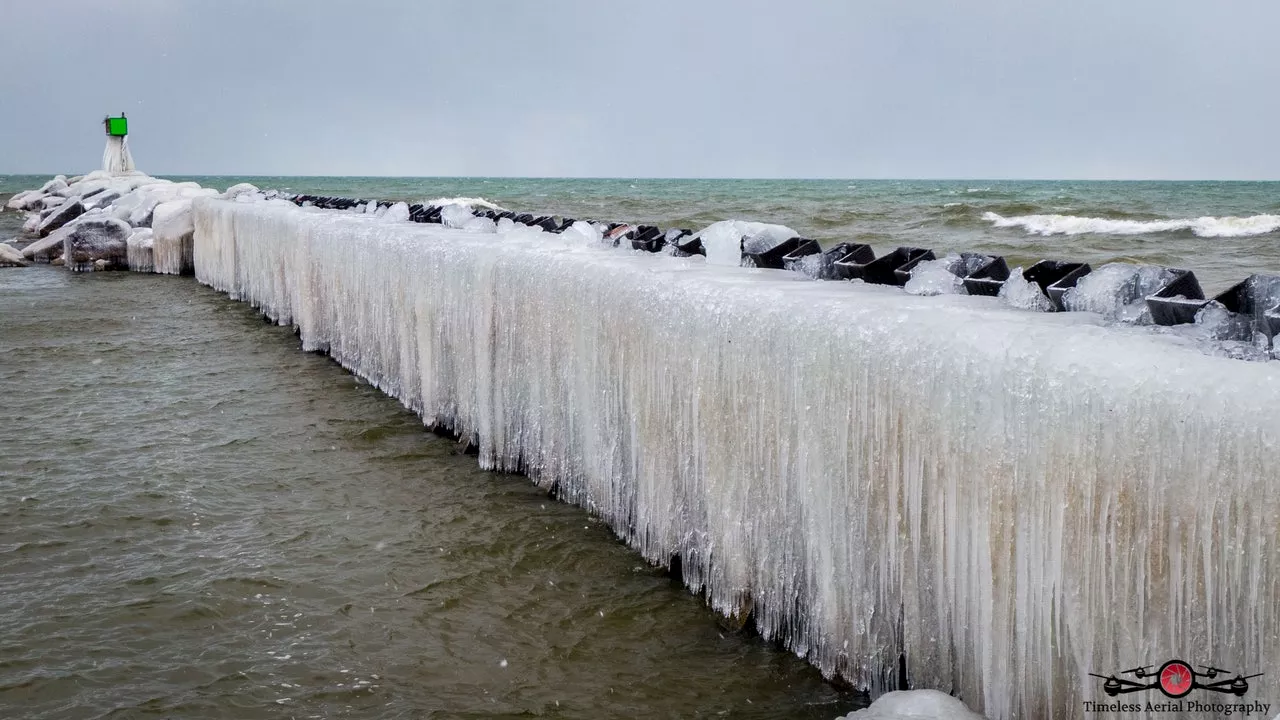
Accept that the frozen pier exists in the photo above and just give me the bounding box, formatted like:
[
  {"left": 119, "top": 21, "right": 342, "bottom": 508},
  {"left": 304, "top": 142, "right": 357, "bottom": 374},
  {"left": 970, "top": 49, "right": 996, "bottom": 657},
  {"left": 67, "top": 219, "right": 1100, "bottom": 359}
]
[{"left": 191, "top": 196, "right": 1280, "bottom": 719}]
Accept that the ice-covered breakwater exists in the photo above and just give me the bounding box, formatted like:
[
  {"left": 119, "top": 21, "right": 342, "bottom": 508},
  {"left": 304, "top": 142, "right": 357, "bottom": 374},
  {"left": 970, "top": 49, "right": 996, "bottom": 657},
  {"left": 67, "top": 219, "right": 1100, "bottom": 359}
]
[
  {"left": 9, "top": 172, "right": 1280, "bottom": 364},
  {"left": 285, "top": 194, "right": 1280, "bottom": 363},
  {"left": 4, "top": 171, "right": 272, "bottom": 273},
  {"left": 193, "top": 195, "right": 1280, "bottom": 719}
]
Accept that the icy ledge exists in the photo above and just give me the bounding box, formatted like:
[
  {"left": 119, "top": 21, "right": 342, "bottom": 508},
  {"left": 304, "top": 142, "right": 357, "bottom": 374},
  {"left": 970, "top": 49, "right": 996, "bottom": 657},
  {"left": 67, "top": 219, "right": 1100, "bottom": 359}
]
[
  {"left": 193, "top": 198, "right": 1280, "bottom": 720},
  {"left": 837, "top": 691, "right": 986, "bottom": 719}
]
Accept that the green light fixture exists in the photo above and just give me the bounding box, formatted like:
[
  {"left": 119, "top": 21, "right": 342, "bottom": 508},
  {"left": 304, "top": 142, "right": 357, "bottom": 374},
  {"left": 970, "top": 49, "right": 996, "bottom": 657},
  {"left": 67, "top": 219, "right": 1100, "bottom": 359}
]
[{"left": 104, "top": 114, "right": 129, "bottom": 137}]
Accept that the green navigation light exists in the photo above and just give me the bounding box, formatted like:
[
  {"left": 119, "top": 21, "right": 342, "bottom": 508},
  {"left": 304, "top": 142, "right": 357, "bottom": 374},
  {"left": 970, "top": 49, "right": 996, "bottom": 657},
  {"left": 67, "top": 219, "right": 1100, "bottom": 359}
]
[{"left": 105, "top": 115, "right": 128, "bottom": 137}]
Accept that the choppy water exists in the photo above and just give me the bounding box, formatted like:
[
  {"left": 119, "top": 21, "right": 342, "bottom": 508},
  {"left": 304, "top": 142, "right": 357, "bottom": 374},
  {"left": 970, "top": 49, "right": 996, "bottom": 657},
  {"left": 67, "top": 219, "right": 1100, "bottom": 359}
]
[
  {"left": 0, "top": 265, "right": 856, "bottom": 718},
  {"left": 3, "top": 175, "right": 1279, "bottom": 718}
]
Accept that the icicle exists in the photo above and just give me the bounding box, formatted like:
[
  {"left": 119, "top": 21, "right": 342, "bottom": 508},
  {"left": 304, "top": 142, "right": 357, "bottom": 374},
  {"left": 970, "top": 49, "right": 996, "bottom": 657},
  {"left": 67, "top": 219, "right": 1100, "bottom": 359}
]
[
  {"left": 102, "top": 135, "right": 135, "bottom": 174},
  {"left": 191, "top": 198, "right": 1280, "bottom": 719}
]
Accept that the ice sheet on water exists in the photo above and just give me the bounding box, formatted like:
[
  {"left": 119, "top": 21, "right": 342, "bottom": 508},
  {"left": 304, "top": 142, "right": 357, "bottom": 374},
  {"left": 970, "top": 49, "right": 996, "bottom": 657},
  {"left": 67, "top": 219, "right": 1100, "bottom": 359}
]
[{"left": 192, "top": 197, "right": 1280, "bottom": 718}]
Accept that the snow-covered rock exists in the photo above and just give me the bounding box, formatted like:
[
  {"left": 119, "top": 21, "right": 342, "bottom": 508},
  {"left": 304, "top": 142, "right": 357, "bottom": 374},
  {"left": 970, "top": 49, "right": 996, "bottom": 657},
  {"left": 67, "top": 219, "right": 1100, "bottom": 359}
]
[
  {"left": 0, "top": 243, "right": 28, "bottom": 267},
  {"left": 63, "top": 216, "right": 131, "bottom": 272},
  {"left": 835, "top": 691, "right": 986, "bottom": 720},
  {"left": 126, "top": 228, "right": 155, "bottom": 272},
  {"left": 37, "top": 199, "right": 85, "bottom": 236}
]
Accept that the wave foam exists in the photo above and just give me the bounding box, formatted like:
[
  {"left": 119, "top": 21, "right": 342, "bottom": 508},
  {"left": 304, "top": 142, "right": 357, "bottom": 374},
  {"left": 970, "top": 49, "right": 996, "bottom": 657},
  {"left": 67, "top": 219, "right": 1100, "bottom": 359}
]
[
  {"left": 425, "top": 196, "right": 503, "bottom": 211},
  {"left": 983, "top": 211, "right": 1280, "bottom": 238}
]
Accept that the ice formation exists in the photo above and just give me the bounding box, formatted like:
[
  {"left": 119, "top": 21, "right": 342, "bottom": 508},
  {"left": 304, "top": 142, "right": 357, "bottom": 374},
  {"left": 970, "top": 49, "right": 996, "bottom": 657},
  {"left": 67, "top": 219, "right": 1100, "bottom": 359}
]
[
  {"left": 904, "top": 257, "right": 966, "bottom": 296},
  {"left": 382, "top": 201, "right": 411, "bottom": 224},
  {"left": 62, "top": 216, "right": 130, "bottom": 272},
  {"left": 126, "top": 228, "right": 155, "bottom": 273},
  {"left": 152, "top": 197, "right": 208, "bottom": 275},
  {"left": 695, "top": 220, "right": 798, "bottom": 267},
  {"left": 836, "top": 691, "right": 986, "bottom": 720},
  {"left": 102, "top": 134, "right": 135, "bottom": 174},
  {"left": 440, "top": 203, "right": 496, "bottom": 232},
  {"left": 1061, "top": 263, "right": 1176, "bottom": 322},
  {"left": 7, "top": 170, "right": 231, "bottom": 272},
  {"left": 0, "top": 243, "right": 28, "bottom": 267},
  {"left": 997, "top": 268, "right": 1055, "bottom": 312},
  {"left": 192, "top": 197, "right": 1280, "bottom": 719}
]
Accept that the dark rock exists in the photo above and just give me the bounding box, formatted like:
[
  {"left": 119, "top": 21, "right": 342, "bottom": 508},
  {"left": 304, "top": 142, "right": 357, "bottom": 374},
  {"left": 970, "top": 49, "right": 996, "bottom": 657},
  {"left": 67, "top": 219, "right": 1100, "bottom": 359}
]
[
  {"left": 37, "top": 199, "right": 85, "bottom": 237},
  {"left": 22, "top": 224, "right": 76, "bottom": 262},
  {"left": 83, "top": 190, "right": 122, "bottom": 210}
]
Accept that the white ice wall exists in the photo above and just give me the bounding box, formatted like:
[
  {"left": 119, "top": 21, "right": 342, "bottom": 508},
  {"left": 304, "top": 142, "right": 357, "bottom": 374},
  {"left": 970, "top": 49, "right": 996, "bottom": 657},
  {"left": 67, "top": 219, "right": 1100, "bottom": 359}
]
[
  {"left": 102, "top": 135, "right": 135, "bottom": 174},
  {"left": 193, "top": 198, "right": 1280, "bottom": 719}
]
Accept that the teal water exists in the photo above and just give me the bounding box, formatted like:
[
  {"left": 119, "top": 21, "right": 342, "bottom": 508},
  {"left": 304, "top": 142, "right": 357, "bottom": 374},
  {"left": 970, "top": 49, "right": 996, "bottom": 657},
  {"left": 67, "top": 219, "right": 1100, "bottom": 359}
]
[{"left": 7, "top": 174, "right": 1277, "bottom": 289}]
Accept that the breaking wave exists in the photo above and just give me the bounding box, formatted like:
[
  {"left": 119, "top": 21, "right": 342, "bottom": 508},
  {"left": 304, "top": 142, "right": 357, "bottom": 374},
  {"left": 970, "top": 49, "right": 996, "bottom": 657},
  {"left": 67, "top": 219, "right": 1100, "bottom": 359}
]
[{"left": 984, "top": 211, "right": 1280, "bottom": 238}]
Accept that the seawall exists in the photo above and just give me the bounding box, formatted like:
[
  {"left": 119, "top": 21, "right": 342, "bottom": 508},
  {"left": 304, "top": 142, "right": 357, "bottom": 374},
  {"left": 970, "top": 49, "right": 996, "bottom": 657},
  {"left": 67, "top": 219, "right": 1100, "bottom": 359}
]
[{"left": 192, "top": 197, "right": 1280, "bottom": 719}]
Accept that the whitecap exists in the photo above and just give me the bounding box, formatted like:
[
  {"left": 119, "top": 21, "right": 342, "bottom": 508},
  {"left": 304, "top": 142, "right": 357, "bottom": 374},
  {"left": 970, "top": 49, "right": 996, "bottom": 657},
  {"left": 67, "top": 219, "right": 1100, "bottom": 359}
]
[{"left": 984, "top": 211, "right": 1280, "bottom": 238}]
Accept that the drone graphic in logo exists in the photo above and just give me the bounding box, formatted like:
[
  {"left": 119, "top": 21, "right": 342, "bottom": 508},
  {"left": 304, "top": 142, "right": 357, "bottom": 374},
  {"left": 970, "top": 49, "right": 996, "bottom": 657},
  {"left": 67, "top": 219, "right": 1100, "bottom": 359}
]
[{"left": 1090, "top": 660, "right": 1262, "bottom": 698}]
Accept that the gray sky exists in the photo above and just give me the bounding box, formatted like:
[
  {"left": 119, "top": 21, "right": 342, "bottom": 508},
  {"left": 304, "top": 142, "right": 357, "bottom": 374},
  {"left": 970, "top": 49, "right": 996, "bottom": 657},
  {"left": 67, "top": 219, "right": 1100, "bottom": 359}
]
[{"left": 1, "top": 0, "right": 1277, "bottom": 179}]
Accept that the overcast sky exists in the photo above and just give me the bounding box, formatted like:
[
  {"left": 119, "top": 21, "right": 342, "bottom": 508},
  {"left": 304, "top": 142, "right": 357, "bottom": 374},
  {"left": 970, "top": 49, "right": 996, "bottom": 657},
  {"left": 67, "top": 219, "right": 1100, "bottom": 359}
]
[{"left": 1, "top": 0, "right": 1276, "bottom": 179}]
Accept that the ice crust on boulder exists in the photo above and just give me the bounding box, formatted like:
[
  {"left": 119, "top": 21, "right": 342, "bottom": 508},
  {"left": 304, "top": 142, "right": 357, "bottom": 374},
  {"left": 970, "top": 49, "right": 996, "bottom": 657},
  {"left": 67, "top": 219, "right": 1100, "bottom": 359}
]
[
  {"left": 383, "top": 201, "right": 411, "bottom": 224},
  {"left": 0, "top": 243, "right": 28, "bottom": 267},
  {"left": 1061, "top": 263, "right": 1176, "bottom": 321},
  {"left": 63, "top": 216, "right": 130, "bottom": 272},
  {"left": 37, "top": 199, "right": 85, "bottom": 236},
  {"left": 695, "top": 220, "right": 798, "bottom": 267},
  {"left": 904, "top": 256, "right": 966, "bottom": 296},
  {"left": 997, "top": 268, "right": 1055, "bottom": 312},
  {"left": 440, "top": 203, "right": 496, "bottom": 232},
  {"left": 8, "top": 171, "right": 258, "bottom": 275},
  {"left": 126, "top": 228, "right": 155, "bottom": 272},
  {"left": 222, "top": 183, "right": 260, "bottom": 200},
  {"left": 835, "top": 691, "right": 986, "bottom": 720}
]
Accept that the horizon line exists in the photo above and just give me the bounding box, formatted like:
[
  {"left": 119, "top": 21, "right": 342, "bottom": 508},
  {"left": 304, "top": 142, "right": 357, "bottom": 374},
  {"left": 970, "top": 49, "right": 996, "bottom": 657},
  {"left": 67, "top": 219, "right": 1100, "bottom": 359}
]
[{"left": 4, "top": 172, "right": 1280, "bottom": 183}]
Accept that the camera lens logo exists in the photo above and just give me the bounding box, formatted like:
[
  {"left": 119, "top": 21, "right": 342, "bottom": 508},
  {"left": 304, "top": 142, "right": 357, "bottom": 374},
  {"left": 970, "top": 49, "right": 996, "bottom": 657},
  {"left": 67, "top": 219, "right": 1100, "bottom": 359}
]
[
  {"left": 1158, "top": 661, "right": 1194, "bottom": 698},
  {"left": 1090, "top": 660, "right": 1261, "bottom": 699}
]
